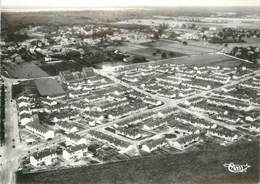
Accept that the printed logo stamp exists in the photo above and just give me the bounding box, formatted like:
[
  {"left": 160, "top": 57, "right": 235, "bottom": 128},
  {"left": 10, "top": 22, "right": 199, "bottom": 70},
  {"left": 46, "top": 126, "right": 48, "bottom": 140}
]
[{"left": 223, "top": 162, "right": 251, "bottom": 173}]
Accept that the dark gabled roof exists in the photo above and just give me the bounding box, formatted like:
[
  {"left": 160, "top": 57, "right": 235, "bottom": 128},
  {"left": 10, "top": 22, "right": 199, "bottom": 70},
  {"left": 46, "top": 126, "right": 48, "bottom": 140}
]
[
  {"left": 142, "top": 137, "right": 165, "bottom": 149},
  {"left": 175, "top": 134, "right": 200, "bottom": 144},
  {"left": 32, "top": 149, "right": 56, "bottom": 160},
  {"left": 89, "top": 130, "right": 130, "bottom": 148},
  {"left": 26, "top": 115, "right": 50, "bottom": 133},
  {"left": 117, "top": 127, "right": 141, "bottom": 136},
  {"left": 20, "top": 112, "right": 31, "bottom": 119},
  {"left": 66, "top": 133, "right": 82, "bottom": 141},
  {"left": 57, "top": 121, "right": 76, "bottom": 129},
  {"left": 19, "top": 105, "right": 30, "bottom": 112},
  {"left": 210, "top": 127, "right": 237, "bottom": 137},
  {"left": 82, "top": 67, "right": 95, "bottom": 78},
  {"left": 250, "top": 121, "right": 260, "bottom": 128},
  {"left": 66, "top": 144, "right": 88, "bottom": 153}
]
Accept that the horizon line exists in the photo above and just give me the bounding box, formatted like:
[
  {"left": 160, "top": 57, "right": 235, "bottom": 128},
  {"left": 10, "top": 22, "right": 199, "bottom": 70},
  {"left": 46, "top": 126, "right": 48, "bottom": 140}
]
[{"left": 2, "top": 5, "right": 260, "bottom": 13}]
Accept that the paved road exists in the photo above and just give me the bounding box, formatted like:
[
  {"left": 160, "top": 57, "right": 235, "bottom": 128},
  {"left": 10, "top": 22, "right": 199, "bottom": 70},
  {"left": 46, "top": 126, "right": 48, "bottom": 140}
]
[
  {"left": 219, "top": 52, "right": 253, "bottom": 64},
  {"left": 0, "top": 80, "right": 20, "bottom": 184},
  {"left": 2, "top": 75, "right": 58, "bottom": 84}
]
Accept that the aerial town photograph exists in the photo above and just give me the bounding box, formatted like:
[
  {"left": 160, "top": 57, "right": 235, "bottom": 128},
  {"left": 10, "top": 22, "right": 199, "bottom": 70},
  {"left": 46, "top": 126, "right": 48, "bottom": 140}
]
[{"left": 0, "top": 0, "right": 259, "bottom": 184}]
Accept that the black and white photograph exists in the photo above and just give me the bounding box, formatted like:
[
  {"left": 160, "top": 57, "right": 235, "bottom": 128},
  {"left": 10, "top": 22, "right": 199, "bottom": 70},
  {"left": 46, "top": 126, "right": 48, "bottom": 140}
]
[{"left": 0, "top": 0, "right": 259, "bottom": 184}]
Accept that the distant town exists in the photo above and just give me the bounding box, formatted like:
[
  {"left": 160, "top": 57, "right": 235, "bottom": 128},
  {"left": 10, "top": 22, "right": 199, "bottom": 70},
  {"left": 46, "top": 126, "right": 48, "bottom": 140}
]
[{"left": 0, "top": 6, "right": 260, "bottom": 184}]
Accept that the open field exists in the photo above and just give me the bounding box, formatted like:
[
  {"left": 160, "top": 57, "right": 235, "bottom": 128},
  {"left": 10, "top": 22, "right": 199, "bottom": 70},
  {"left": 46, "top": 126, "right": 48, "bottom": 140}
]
[
  {"left": 39, "top": 61, "right": 83, "bottom": 76},
  {"left": 17, "top": 141, "right": 259, "bottom": 184},
  {"left": 35, "top": 78, "right": 65, "bottom": 96},
  {"left": 115, "top": 16, "right": 260, "bottom": 29},
  {"left": 128, "top": 47, "right": 187, "bottom": 61},
  {"left": 182, "top": 40, "right": 224, "bottom": 50},
  {"left": 161, "top": 53, "right": 244, "bottom": 67},
  {"left": 12, "top": 80, "right": 39, "bottom": 98},
  {"left": 147, "top": 40, "right": 221, "bottom": 55},
  {"left": 114, "top": 43, "right": 149, "bottom": 52},
  {"left": 4, "top": 62, "right": 49, "bottom": 79}
]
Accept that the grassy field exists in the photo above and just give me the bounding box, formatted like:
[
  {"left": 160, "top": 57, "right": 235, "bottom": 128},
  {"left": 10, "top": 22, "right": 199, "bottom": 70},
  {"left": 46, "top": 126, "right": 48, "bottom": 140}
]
[
  {"left": 128, "top": 47, "right": 187, "bottom": 61},
  {"left": 12, "top": 80, "right": 39, "bottom": 99},
  {"left": 161, "top": 53, "right": 243, "bottom": 67},
  {"left": 115, "top": 43, "right": 149, "bottom": 52},
  {"left": 5, "top": 62, "right": 49, "bottom": 79},
  {"left": 17, "top": 141, "right": 259, "bottom": 184},
  {"left": 148, "top": 40, "right": 221, "bottom": 55},
  {"left": 39, "top": 61, "right": 83, "bottom": 76},
  {"left": 35, "top": 78, "right": 65, "bottom": 96}
]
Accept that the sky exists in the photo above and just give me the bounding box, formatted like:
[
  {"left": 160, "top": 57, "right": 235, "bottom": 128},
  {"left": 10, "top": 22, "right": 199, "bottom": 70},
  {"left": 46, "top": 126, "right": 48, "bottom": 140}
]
[{"left": 2, "top": 0, "right": 260, "bottom": 9}]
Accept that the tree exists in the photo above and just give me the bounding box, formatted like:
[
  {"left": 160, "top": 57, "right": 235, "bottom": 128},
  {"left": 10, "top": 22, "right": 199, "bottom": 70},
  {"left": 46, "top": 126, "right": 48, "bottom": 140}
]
[
  {"left": 169, "top": 52, "right": 175, "bottom": 57},
  {"left": 182, "top": 41, "right": 188, "bottom": 45},
  {"left": 218, "top": 31, "right": 224, "bottom": 38},
  {"left": 231, "top": 46, "right": 239, "bottom": 55},
  {"left": 153, "top": 32, "right": 160, "bottom": 39},
  {"left": 170, "top": 31, "right": 179, "bottom": 39},
  {"left": 161, "top": 52, "right": 167, "bottom": 59},
  {"left": 202, "top": 35, "right": 207, "bottom": 40}
]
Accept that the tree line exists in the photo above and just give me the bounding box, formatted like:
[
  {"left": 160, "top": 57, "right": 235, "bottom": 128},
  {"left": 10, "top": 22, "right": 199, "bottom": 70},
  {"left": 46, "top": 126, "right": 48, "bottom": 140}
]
[{"left": 0, "top": 84, "right": 5, "bottom": 146}]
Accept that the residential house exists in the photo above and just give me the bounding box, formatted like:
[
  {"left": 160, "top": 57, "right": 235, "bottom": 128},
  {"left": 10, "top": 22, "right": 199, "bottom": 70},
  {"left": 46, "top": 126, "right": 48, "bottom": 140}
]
[
  {"left": 25, "top": 121, "right": 55, "bottom": 140},
  {"left": 65, "top": 133, "right": 87, "bottom": 146},
  {"left": 56, "top": 121, "right": 78, "bottom": 133},
  {"left": 141, "top": 137, "right": 166, "bottom": 152},
  {"left": 171, "top": 134, "right": 202, "bottom": 150},
  {"left": 30, "top": 149, "right": 57, "bottom": 167},
  {"left": 20, "top": 113, "right": 33, "bottom": 126},
  {"left": 248, "top": 121, "right": 260, "bottom": 132},
  {"left": 63, "top": 144, "right": 88, "bottom": 161},
  {"left": 207, "top": 127, "right": 239, "bottom": 142},
  {"left": 116, "top": 127, "right": 142, "bottom": 140}
]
